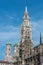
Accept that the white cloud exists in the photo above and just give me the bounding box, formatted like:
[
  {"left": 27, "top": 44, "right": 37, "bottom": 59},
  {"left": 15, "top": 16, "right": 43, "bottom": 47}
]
[
  {"left": 6, "top": 14, "right": 14, "bottom": 19},
  {"left": 0, "top": 19, "right": 43, "bottom": 46},
  {"left": 0, "top": 32, "right": 18, "bottom": 41},
  {"left": 0, "top": 25, "right": 20, "bottom": 44},
  {"left": 31, "top": 19, "right": 43, "bottom": 45}
]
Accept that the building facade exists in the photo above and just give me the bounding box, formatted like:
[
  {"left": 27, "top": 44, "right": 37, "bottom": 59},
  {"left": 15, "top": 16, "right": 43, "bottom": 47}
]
[
  {"left": 19, "top": 6, "right": 43, "bottom": 65},
  {"left": 0, "top": 6, "right": 43, "bottom": 65}
]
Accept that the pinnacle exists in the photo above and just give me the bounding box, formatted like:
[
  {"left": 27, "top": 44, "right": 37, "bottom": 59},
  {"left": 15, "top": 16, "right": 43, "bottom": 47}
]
[{"left": 25, "top": 6, "right": 28, "bottom": 13}]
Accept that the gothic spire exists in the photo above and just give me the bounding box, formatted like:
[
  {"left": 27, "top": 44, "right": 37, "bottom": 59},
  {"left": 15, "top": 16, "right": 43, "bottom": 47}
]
[
  {"left": 23, "top": 6, "right": 29, "bottom": 21},
  {"left": 40, "top": 32, "right": 42, "bottom": 44},
  {"left": 25, "top": 6, "right": 28, "bottom": 13},
  {"left": 24, "top": 6, "right": 28, "bottom": 16}
]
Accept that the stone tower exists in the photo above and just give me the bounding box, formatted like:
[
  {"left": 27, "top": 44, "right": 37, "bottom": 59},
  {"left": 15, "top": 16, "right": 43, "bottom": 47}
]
[
  {"left": 20, "top": 6, "right": 34, "bottom": 65},
  {"left": 5, "top": 42, "right": 12, "bottom": 61}
]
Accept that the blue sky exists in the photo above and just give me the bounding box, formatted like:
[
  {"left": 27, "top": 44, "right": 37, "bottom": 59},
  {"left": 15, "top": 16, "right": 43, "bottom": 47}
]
[{"left": 0, "top": 0, "right": 43, "bottom": 60}]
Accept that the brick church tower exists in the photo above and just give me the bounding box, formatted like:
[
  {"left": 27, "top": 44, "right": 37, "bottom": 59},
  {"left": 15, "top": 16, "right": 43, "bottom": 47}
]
[{"left": 5, "top": 42, "right": 12, "bottom": 61}]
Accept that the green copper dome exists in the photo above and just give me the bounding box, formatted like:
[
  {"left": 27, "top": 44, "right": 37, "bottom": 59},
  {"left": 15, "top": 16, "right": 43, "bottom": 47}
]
[{"left": 6, "top": 42, "right": 11, "bottom": 45}]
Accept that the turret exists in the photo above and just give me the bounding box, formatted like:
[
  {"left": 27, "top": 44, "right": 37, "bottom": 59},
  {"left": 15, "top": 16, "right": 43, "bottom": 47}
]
[
  {"left": 14, "top": 43, "right": 19, "bottom": 57},
  {"left": 12, "top": 43, "right": 19, "bottom": 61}
]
